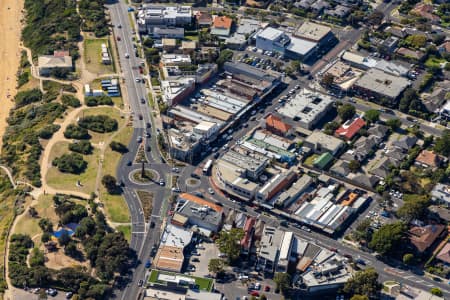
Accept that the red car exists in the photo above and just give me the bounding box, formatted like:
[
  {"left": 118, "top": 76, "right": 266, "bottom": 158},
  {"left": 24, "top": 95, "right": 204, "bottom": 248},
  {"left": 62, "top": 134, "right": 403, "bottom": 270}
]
[
  {"left": 264, "top": 285, "right": 270, "bottom": 292},
  {"left": 250, "top": 291, "right": 259, "bottom": 297}
]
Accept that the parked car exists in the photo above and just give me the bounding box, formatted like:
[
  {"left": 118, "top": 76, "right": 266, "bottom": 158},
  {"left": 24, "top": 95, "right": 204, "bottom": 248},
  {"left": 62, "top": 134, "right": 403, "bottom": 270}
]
[
  {"left": 138, "top": 279, "right": 144, "bottom": 287},
  {"left": 191, "top": 173, "right": 200, "bottom": 179},
  {"left": 208, "top": 188, "right": 214, "bottom": 194}
]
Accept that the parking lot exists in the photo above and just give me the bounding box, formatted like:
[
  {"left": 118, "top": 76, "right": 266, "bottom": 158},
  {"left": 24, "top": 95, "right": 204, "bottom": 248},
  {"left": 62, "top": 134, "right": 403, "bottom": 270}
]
[{"left": 189, "top": 241, "right": 219, "bottom": 277}]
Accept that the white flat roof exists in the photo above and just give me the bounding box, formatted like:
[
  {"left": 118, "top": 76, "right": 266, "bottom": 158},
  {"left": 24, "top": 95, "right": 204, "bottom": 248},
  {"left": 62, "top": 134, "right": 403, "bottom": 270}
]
[
  {"left": 286, "top": 36, "right": 317, "bottom": 56},
  {"left": 257, "top": 27, "right": 284, "bottom": 41}
]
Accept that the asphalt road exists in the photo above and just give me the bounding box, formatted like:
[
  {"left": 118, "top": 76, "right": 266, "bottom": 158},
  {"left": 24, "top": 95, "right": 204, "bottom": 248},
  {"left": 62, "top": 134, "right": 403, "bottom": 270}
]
[{"left": 106, "top": 1, "right": 171, "bottom": 299}]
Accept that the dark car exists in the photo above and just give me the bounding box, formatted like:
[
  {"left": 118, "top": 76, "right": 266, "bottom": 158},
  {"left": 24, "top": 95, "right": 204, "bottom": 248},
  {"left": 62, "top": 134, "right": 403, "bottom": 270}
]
[
  {"left": 146, "top": 122, "right": 151, "bottom": 128},
  {"left": 150, "top": 221, "right": 155, "bottom": 228},
  {"left": 213, "top": 152, "right": 220, "bottom": 159},
  {"left": 145, "top": 260, "right": 151, "bottom": 268},
  {"left": 127, "top": 161, "right": 132, "bottom": 166},
  {"left": 191, "top": 173, "right": 200, "bottom": 179},
  {"left": 141, "top": 98, "right": 145, "bottom": 104},
  {"left": 138, "top": 114, "right": 143, "bottom": 120}
]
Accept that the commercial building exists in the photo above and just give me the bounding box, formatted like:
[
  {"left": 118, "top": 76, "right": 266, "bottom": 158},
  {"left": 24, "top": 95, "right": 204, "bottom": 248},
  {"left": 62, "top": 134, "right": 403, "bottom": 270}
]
[
  {"left": 154, "top": 224, "right": 193, "bottom": 273},
  {"left": 277, "top": 231, "right": 294, "bottom": 273},
  {"left": 263, "top": 113, "right": 295, "bottom": 137},
  {"left": 293, "top": 21, "right": 335, "bottom": 47},
  {"left": 175, "top": 193, "right": 223, "bottom": 234},
  {"left": 161, "top": 77, "right": 196, "bottom": 106},
  {"left": 274, "top": 174, "right": 313, "bottom": 208},
  {"left": 146, "top": 269, "right": 215, "bottom": 295},
  {"left": 277, "top": 89, "right": 333, "bottom": 130},
  {"left": 240, "top": 217, "right": 256, "bottom": 255},
  {"left": 352, "top": 68, "right": 410, "bottom": 104},
  {"left": 257, "top": 226, "right": 285, "bottom": 273},
  {"left": 255, "top": 170, "right": 297, "bottom": 203},
  {"left": 152, "top": 27, "right": 185, "bottom": 39},
  {"left": 38, "top": 51, "right": 73, "bottom": 76},
  {"left": 167, "top": 128, "right": 202, "bottom": 164},
  {"left": 255, "top": 27, "right": 318, "bottom": 60},
  {"left": 304, "top": 131, "right": 345, "bottom": 156},
  {"left": 193, "top": 121, "right": 219, "bottom": 140},
  {"left": 214, "top": 150, "right": 268, "bottom": 201},
  {"left": 161, "top": 54, "right": 192, "bottom": 67},
  {"left": 137, "top": 5, "right": 192, "bottom": 34}
]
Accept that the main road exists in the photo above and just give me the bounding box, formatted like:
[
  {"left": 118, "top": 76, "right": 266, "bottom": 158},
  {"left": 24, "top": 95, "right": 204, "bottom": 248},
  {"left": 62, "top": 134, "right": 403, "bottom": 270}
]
[{"left": 106, "top": 1, "right": 171, "bottom": 300}]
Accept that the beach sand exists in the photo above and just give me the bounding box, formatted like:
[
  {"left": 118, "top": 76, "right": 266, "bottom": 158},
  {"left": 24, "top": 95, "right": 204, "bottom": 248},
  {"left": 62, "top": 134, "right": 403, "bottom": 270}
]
[{"left": 0, "top": 0, "right": 24, "bottom": 152}]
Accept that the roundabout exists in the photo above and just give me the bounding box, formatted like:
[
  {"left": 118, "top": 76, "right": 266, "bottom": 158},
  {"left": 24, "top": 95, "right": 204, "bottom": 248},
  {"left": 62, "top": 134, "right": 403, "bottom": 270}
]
[
  {"left": 185, "top": 177, "right": 201, "bottom": 188},
  {"left": 129, "top": 168, "right": 160, "bottom": 185}
]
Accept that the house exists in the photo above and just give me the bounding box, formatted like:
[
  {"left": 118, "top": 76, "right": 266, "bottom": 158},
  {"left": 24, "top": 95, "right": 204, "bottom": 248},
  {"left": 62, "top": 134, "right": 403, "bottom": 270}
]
[
  {"left": 385, "top": 147, "right": 407, "bottom": 162},
  {"left": 369, "top": 157, "right": 398, "bottom": 179},
  {"left": 330, "top": 160, "right": 351, "bottom": 177},
  {"left": 408, "top": 224, "right": 445, "bottom": 254},
  {"left": 379, "top": 36, "right": 399, "bottom": 54},
  {"left": 211, "top": 16, "right": 233, "bottom": 37},
  {"left": 411, "top": 3, "right": 440, "bottom": 24},
  {"left": 195, "top": 11, "right": 212, "bottom": 26},
  {"left": 311, "top": 0, "right": 330, "bottom": 13},
  {"left": 392, "top": 136, "right": 418, "bottom": 152},
  {"left": 431, "top": 183, "right": 450, "bottom": 207},
  {"left": 264, "top": 113, "right": 294, "bottom": 137},
  {"left": 296, "top": 0, "right": 315, "bottom": 10},
  {"left": 181, "top": 41, "right": 197, "bottom": 54},
  {"left": 38, "top": 51, "right": 73, "bottom": 76},
  {"left": 313, "top": 152, "right": 334, "bottom": 170},
  {"left": 241, "top": 217, "right": 256, "bottom": 255},
  {"left": 415, "top": 150, "right": 442, "bottom": 169},
  {"left": 438, "top": 41, "right": 450, "bottom": 54},
  {"left": 396, "top": 47, "right": 426, "bottom": 62},
  {"left": 335, "top": 118, "right": 366, "bottom": 140},
  {"left": 351, "top": 173, "right": 379, "bottom": 188},
  {"left": 436, "top": 242, "right": 450, "bottom": 265},
  {"left": 162, "top": 38, "right": 177, "bottom": 52},
  {"left": 325, "top": 5, "right": 351, "bottom": 18},
  {"left": 367, "top": 124, "right": 389, "bottom": 141}
]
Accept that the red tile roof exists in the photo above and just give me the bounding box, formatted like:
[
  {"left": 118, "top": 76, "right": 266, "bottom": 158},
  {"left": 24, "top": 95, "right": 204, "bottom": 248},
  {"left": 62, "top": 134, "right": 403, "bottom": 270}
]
[
  {"left": 266, "top": 114, "right": 291, "bottom": 134},
  {"left": 213, "top": 16, "right": 232, "bottom": 29},
  {"left": 335, "top": 118, "right": 366, "bottom": 140},
  {"left": 179, "top": 193, "right": 223, "bottom": 212},
  {"left": 415, "top": 150, "right": 441, "bottom": 168},
  {"left": 241, "top": 217, "right": 256, "bottom": 249},
  {"left": 437, "top": 242, "right": 450, "bottom": 264}
]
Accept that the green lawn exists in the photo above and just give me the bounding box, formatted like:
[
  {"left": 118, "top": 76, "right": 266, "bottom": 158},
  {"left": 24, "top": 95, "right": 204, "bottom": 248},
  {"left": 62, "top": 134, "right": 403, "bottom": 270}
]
[
  {"left": 117, "top": 225, "right": 131, "bottom": 242},
  {"left": 304, "top": 154, "right": 319, "bottom": 167},
  {"left": 184, "top": 35, "right": 199, "bottom": 41},
  {"left": 425, "top": 56, "right": 446, "bottom": 70},
  {"left": 100, "top": 125, "right": 133, "bottom": 223},
  {"left": 47, "top": 142, "right": 100, "bottom": 195},
  {"left": 84, "top": 38, "right": 115, "bottom": 75},
  {"left": 75, "top": 106, "right": 126, "bottom": 144}
]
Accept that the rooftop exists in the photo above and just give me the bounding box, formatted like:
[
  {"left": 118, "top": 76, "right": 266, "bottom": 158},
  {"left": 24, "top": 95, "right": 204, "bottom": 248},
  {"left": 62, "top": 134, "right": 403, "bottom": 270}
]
[
  {"left": 304, "top": 131, "right": 344, "bottom": 154},
  {"left": 415, "top": 150, "right": 441, "bottom": 168},
  {"left": 257, "top": 27, "right": 285, "bottom": 41},
  {"left": 277, "top": 89, "right": 333, "bottom": 127},
  {"left": 286, "top": 36, "right": 317, "bottom": 56},
  {"left": 265, "top": 113, "right": 293, "bottom": 133},
  {"left": 221, "top": 150, "right": 268, "bottom": 173},
  {"left": 213, "top": 16, "right": 232, "bottom": 29},
  {"left": 409, "top": 224, "right": 445, "bottom": 253},
  {"left": 294, "top": 21, "right": 331, "bottom": 42},
  {"left": 259, "top": 226, "right": 284, "bottom": 262},
  {"left": 431, "top": 183, "right": 450, "bottom": 203},
  {"left": 335, "top": 118, "right": 366, "bottom": 140},
  {"left": 354, "top": 68, "right": 410, "bottom": 99},
  {"left": 153, "top": 245, "right": 185, "bottom": 272},
  {"left": 38, "top": 55, "right": 72, "bottom": 69}
]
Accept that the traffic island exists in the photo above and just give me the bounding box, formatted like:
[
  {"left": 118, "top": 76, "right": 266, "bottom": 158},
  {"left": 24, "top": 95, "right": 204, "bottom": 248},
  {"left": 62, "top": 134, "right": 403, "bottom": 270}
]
[{"left": 130, "top": 169, "right": 159, "bottom": 184}]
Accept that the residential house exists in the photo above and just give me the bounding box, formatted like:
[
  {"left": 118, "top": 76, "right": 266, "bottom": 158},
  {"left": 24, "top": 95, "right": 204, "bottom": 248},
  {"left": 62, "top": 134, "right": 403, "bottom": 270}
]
[
  {"left": 408, "top": 224, "right": 445, "bottom": 254},
  {"left": 325, "top": 5, "right": 351, "bottom": 18},
  {"left": 369, "top": 157, "right": 399, "bottom": 179},
  {"left": 295, "top": 0, "right": 315, "bottom": 10},
  {"left": 367, "top": 124, "right": 389, "bottom": 142},
  {"left": 392, "top": 136, "right": 418, "bottom": 152},
  {"left": 313, "top": 152, "right": 334, "bottom": 170},
  {"left": 211, "top": 16, "right": 233, "bottom": 37},
  {"left": 385, "top": 147, "right": 407, "bottom": 162},
  {"left": 415, "top": 150, "right": 442, "bottom": 169},
  {"left": 396, "top": 47, "right": 426, "bottom": 62},
  {"left": 181, "top": 41, "right": 197, "bottom": 54},
  {"left": 311, "top": 0, "right": 330, "bottom": 13},
  {"left": 431, "top": 183, "right": 450, "bottom": 207},
  {"left": 241, "top": 217, "right": 256, "bottom": 255},
  {"left": 438, "top": 41, "right": 450, "bottom": 54},
  {"left": 411, "top": 3, "right": 440, "bottom": 24},
  {"left": 330, "top": 160, "right": 351, "bottom": 177},
  {"left": 351, "top": 173, "right": 379, "bottom": 188},
  {"left": 342, "top": 135, "right": 377, "bottom": 162},
  {"left": 196, "top": 11, "right": 212, "bottom": 27},
  {"left": 335, "top": 118, "right": 366, "bottom": 141},
  {"left": 436, "top": 242, "right": 450, "bottom": 266}
]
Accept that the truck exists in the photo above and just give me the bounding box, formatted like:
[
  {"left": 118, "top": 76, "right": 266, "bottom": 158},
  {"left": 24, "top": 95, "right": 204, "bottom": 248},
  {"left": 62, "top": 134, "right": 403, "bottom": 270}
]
[{"left": 203, "top": 159, "right": 213, "bottom": 174}]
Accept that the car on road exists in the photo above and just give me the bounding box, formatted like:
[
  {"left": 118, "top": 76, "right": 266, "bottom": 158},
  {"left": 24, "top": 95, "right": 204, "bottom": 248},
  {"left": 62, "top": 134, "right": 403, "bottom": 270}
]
[
  {"left": 117, "top": 24, "right": 122, "bottom": 28},
  {"left": 138, "top": 114, "right": 143, "bottom": 120},
  {"left": 65, "top": 292, "right": 73, "bottom": 299},
  {"left": 171, "top": 187, "right": 181, "bottom": 192},
  {"left": 213, "top": 152, "right": 220, "bottom": 159},
  {"left": 125, "top": 52, "right": 129, "bottom": 58},
  {"left": 145, "top": 260, "right": 151, "bottom": 268},
  {"left": 141, "top": 98, "right": 145, "bottom": 104},
  {"left": 138, "top": 279, "right": 143, "bottom": 287},
  {"left": 301, "top": 225, "right": 311, "bottom": 232},
  {"left": 146, "top": 122, "right": 151, "bottom": 128},
  {"left": 254, "top": 283, "right": 261, "bottom": 290},
  {"left": 145, "top": 131, "right": 151, "bottom": 138},
  {"left": 249, "top": 291, "right": 259, "bottom": 297},
  {"left": 135, "top": 78, "right": 140, "bottom": 83},
  {"left": 137, "top": 136, "right": 143, "bottom": 143},
  {"left": 159, "top": 179, "right": 165, "bottom": 186},
  {"left": 127, "top": 161, "right": 132, "bottom": 166},
  {"left": 117, "top": 36, "right": 121, "bottom": 41},
  {"left": 192, "top": 257, "right": 200, "bottom": 262},
  {"left": 191, "top": 173, "right": 200, "bottom": 179},
  {"left": 264, "top": 285, "right": 270, "bottom": 292},
  {"left": 151, "top": 245, "right": 157, "bottom": 257},
  {"left": 355, "top": 258, "right": 366, "bottom": 265},
  {"left": 150, "top": 221, "right": 155, "bottom": 228},
  {"left": 172, "top": 167, "right": 180, "bottom": 173},
  {"left": 194, "top": 192, "right": 203, "bottom": 198},
  {"left": 208, "top": 188, "right": 214, "bottom": 194},
  {"left": 46, "top": 289, "right": 57, "bottom": 296}
]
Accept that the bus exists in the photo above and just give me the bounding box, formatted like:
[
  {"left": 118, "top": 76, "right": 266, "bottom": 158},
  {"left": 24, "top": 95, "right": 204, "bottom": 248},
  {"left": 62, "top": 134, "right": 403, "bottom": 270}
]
[{"left": 203, "top": 159, "right": 213, "bottom": 174}]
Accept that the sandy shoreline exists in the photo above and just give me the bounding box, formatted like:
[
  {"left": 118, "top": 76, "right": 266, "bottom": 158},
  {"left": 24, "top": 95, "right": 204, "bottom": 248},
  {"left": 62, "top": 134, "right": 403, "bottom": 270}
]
[{"left": 0, "top": 0, "right": 24, "bottom": 152}]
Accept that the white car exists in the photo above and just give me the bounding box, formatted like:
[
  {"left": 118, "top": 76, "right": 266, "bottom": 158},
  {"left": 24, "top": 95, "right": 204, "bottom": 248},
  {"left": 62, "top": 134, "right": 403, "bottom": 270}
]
[
  {"left": 208, "top": 188, "right": 214, "bottom": 194},
  {"left": 125, "top": 53, "right": 130, "bottom": 58}
]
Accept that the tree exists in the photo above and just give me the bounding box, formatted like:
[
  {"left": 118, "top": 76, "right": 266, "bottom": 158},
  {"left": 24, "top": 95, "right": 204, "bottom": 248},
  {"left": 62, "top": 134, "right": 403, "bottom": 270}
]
[
  {"left": 102, "top": 175, "right": 118, "bottom": 194},
  {"left": 399, "top": 88, "right": 418, "bottom": 113},
  {"left": 321, "top": 73, "right": 335, "bottom": 89},
  {"left": 434, "top": 129, "right": 450, "bottom": 157},
  {"left": 273, "top": 272, "right": 291, "bottom": 295},
  {"left": 403, "top": 253, "right": 414, "bottom": 265},
  {"left": 350, "top": 296, "right": 369, "bottom": 300},
  {"left": 215, "top": 228, "right": 244, "bottom": 263},
  {"left": 364, "top": 110, "right": 380, "bottom": 124},
  {"left": 29, "top": 248, "right": 45, "bottom": 267},
  {"left": 65, "top": 240, "right": 81, "bottom": 259},
  {"left": 52, "top": 153, "right": 87, "bottom": 174},
  {"left": 208, "top": 258, "right": 225, "bottom": 274},
  {"left": 109, "top": 141, "right": 128, "bottom": 153},
  {"left": 338, "top": 104, "right": 356, "bottom": 122},
  {"left": 369, "top": 222, "right": 407, "bottom": 255},
  {"left": 353, "top": 218, "right": 372, "bottom": 242},
  {"left": 290, "top": 60, "right": 302, "bottom": 73},
  {"left": 29, "top": 207, "right": 38, "bottom": 218},
  {"left": 217, "top": 49, "right": 233, "bottom": 67},
  {"left": 64, "top": 124, "right": 90, "bottom": 140},
  {"left": 38, "top": 218, "right": 53, "bottom": 233},
  {"left": 349, "top": 160, "right": 361, "bottom": 173},
  {"left": 41, "top": 232, "right": 51, "bottom": 243},
  {"left": 69, "top": 140, "right": 93, "bottom": 155},
  {"left": 78, "top": 115, "right": 118, "bottom": 133},
  {"left": 343, "top": 268, "right": 381, "bottom": 298},
  {"left": 367, "top": 11, "right": 384, "bottom": 26},
  {"left": 386, "top": 118, "right": 402, "bottom": 131},
  {"left": 323, "top": 121, "right": 340, "bottom": 135},
  {"left": 397, "top": 195, "right": 429, "bottom": 222},
  {"left": 405, "top": 34, "right": 427, "bottom": 49},
  {"left": 430, "top": 287, "right": 443, "bottom": 297},
  {"left": 58, "top": 231, "right": 71, "bottom": 246}
]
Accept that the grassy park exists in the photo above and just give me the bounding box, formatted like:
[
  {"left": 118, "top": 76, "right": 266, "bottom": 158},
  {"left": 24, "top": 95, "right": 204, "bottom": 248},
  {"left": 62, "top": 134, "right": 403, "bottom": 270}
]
[{"left": 84, "top": 38, "right": 115, "bottom": 75}]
